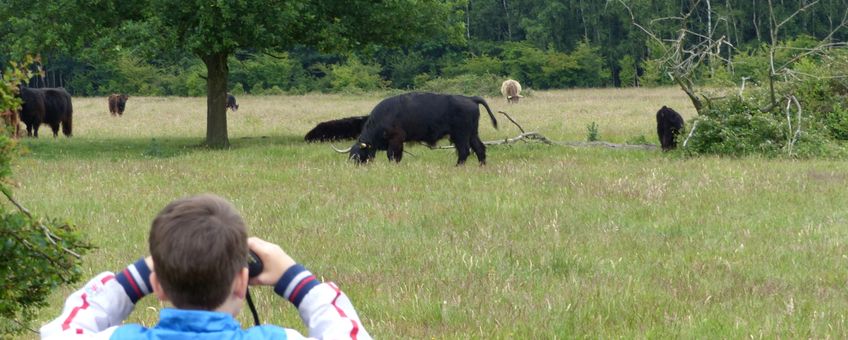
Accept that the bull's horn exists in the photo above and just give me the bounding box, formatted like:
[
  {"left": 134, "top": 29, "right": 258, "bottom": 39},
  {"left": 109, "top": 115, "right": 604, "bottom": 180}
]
[{"left": 331, "top": 144, "right": 351, "bottom": 153}]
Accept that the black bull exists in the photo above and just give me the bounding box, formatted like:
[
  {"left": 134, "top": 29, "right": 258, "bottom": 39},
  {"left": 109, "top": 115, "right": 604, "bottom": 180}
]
[
  {"left": 18, "top": 86, "right": 73, "bottom": 137},
  {"left": 346, "top": 92, "right": 498, "bottom": 165}
]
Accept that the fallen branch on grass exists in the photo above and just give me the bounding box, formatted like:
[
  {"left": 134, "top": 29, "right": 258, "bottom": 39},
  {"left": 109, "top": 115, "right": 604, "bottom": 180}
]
[{"left": 422, "top": 110, "right": 658, "bottom": 151}]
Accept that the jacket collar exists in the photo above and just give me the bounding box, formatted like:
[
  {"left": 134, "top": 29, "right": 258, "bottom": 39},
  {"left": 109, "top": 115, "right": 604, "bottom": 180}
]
[{"left": 156, "top": 308, "right": 241, "bottom": 332}]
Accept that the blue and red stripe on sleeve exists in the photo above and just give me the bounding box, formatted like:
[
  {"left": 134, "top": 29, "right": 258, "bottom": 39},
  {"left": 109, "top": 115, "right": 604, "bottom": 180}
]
[
  {"left": 274, "top": 264, "right": 320, "bottom": 308},
  {"left": 115, "top": 258, "right": 152, "bottom": 303}
]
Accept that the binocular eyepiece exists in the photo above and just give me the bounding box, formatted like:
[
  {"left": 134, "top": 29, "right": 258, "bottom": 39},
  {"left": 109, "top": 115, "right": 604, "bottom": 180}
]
[{"left": 247, "top": 251, "right": 263, "bottom": 278}]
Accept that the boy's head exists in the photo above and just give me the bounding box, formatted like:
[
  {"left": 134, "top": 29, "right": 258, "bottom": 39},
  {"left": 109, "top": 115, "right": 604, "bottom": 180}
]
[{"left": 149, "top": 194, "right": 248, "bottom": 310}]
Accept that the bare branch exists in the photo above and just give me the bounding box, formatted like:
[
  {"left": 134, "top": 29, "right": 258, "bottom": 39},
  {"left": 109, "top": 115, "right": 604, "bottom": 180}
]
[
  {"left": 3, "top": 188, "right": 32, "bottom": 218},
  {"left": 497, "top": 111, "right": 525, "bottom": 133},
  {"left": 776, "top": 1, "right": 820, "bottom": 29},
  {"left": 683, "top": 120, "right": 699, "bottom": 148}
]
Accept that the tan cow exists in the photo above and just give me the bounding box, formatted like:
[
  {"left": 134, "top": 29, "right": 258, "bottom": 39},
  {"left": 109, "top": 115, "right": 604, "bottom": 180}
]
[{"left": 500, "top": 79, "right": 523, "bottom": 103}]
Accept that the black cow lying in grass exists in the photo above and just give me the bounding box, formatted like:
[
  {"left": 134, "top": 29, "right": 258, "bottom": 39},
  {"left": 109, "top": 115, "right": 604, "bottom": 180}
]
[
  {"left": 656, "top": 105, "right": 684, "bottom": 151},
  {"left": 304, "top": 116, "right": 368, "bottom": 142},
  {"left": 338, "top": 92, "right": 498, "bottom": 165}
]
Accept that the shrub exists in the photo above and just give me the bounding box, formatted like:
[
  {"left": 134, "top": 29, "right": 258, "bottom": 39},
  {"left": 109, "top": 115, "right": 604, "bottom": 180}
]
[
  {"left": 618, "top": 55, "right": 637, "bottom": 87},
  {"left": 586, "top": 122, "right": 599, "bottom": 142},
  {"left": 328, "top": 56, "right": 387, "bottom": 93},
  {"left": 684, "top": 95, "right": 841, "bottom": 158},
  {"left": 416, "top": 73, "right": 502, "bottom": 97}
]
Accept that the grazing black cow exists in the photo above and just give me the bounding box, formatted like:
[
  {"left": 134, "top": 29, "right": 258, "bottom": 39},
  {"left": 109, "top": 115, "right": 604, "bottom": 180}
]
[
  {"left": 17, "top": 86, "right": 46, "bottom": 137},
  {"left": 227, "top": 93, "right": 239, "bottom": 112},
  {"left": 305, "top": 116, "right": 368, "bottom": 142},
  {"left": 108, "top": 93, "right": 129, "bottom": 116},
  {"left": 656, "top": 105, "right": 684, "bottom": 151},
  {"left": 344, "top": 92, "right": 498, "bottom": 165}
]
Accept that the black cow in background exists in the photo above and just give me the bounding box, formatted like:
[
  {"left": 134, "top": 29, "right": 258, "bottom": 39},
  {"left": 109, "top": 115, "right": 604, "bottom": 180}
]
[
  {"left": 656, "top": 105, "right": 684, "bottom": 151},
  {"left": 342, "top": 92, "right": 498, "bottom": 165},
  {"left": 305, "top": 116, "right": 368, "bottom": 142},
  {"left": 17, "top": 86, "right": 73, "bottom": 137},
  {"left": 227, "top": 93, "right": 239, "bottom": 112},
  {"left": 41, "top": 88, "right": 73, "bottom": 137}
]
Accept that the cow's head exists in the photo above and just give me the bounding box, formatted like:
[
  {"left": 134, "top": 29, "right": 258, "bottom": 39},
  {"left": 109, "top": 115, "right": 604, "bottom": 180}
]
[
  {"left": 117, "top": 94, "right": 128, "bottom": 112},
  {"left": 349, "top": 142, "right": 376, "bottom": 163}
]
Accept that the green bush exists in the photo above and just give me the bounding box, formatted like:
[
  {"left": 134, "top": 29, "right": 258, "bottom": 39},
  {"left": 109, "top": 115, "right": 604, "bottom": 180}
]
[
  {"left": 328, "top": 56, "right": 387, "bottom": 93},
  {"left": 685, "top": 94, "right": 841, "bottom": 158},
  {"left": 230, "top": 83, "right": 245, "bottom": 95},
  {"left": 640, "top": 58, "right": 673, "bottom": 87},
  {"left": 570, "top": 40, "right": 611, "bottom": 87},
  {"left": 618, "top": 55, "right": 637, "bottom": 87},
  {"left": 416, "top": 73, "right": 502, "bottom": 96},
  {"left": 447, "top": 55, "right": 504, "bottom": 78}
]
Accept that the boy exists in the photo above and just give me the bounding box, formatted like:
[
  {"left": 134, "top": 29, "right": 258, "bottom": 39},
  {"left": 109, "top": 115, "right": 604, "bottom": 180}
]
[{"left": 41, "top": 194, "right": 370, "bottom": 339}]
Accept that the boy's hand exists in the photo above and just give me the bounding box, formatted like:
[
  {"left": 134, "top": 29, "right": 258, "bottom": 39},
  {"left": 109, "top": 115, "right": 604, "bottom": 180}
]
[{"left": 247, "top": 237, "right": 296, "bottom": 286}]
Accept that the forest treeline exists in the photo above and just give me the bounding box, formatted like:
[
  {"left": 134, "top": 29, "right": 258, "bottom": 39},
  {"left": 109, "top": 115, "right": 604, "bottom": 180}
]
[{"left": 2, "top": 0, "right": 847, "bottom": 97}]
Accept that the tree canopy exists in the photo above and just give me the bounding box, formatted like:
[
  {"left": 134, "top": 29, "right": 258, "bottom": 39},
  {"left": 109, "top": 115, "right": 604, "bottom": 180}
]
[{"left": 1, "top": 0, "right": 463, "bottom": 147}]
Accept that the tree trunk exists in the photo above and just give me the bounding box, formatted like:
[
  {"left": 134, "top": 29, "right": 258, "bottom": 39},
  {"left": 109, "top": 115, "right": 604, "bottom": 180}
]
[
  {"left": 501, "top": 0, "right": 512, "bottom": 41},
  {"left": 201, "top": 52, "right": 230, "bottom": 149},
  {"left": 466, "top": 0, "right": 471, "bottom": 40}
]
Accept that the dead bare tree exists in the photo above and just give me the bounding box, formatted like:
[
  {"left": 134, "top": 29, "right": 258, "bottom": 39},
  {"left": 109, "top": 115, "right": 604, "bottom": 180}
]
[
  {"left": 619, "top": 0, "right": 733, "bottom": 114},
  {"left": 620, "top": 0, "right": 848, "bottom": 156},
  {"left": 760, "top": 0, "right": 848, "bottom": 112}
]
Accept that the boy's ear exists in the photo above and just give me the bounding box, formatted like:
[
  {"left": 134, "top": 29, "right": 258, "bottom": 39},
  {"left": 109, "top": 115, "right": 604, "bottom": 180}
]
[
  {"left": 150, "top": 272, "right": 170, "bottom": 302},
  {"left": 233, "top": 268, "right": 249, "bottom": 300}
]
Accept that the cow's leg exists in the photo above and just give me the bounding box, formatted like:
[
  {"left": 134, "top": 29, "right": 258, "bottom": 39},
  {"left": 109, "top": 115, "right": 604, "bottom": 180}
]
[
  {"left": 386, "top": 128, "right": 406, "bottom": 162},
  {"left": 470, "top": 135, "right": 487, "bottom": 165},
  {"left": 451, "top": 134, "right": 472, "bottom": 165},
  {"left": 50, "top": 122, "right": 60, "bottom": 137},
  {"left": 62, "top": 118, "right": 72, "bottom": 137},
  {"left": 387, "top": 141, "right": 404, "bottom": 162}
]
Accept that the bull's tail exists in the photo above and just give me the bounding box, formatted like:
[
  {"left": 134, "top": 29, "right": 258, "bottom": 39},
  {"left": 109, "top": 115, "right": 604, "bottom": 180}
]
[{"left": 472, "top": 96, "right": 498, "bottom": 129}]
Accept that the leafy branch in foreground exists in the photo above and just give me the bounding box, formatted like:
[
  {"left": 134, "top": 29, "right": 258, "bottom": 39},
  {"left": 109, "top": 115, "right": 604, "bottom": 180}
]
[{"left": 0, "top": 58, "right": 92, "bottom": 336}]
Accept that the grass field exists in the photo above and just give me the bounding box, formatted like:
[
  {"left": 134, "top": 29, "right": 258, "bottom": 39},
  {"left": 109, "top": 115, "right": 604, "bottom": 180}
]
[{"left": 8, "top": 88, "right": 848, "bottom": 338}]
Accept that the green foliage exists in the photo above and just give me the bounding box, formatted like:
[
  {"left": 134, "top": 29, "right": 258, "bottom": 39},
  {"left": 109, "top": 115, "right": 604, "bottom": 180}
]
[
  {"left": 230, "top": 83, "right": 245, "bottom": 96},
  {"left": 0, "top": 59, "right": 92, "bottom": 336},
  {"left": 685, "top": 98, "right": 785, "bottom": 156},
  {"left": 328, "top": 57, "right": 387, "bottom": 93},
  {"left": 229, "top": 53, "right": 309, "bottom": 95},
  {"left": 684, "top": 93, "right": 844, "bottom": 158},
  {"left": 384, "top": 50, "right": 430, "bottom": 89},
  {"left": 640, "top": 58, "right": 673, "bottom": 87},
  {"left": 448, "top": 55, "right": 505, "bottom": 78},
  {"left": 618, "top": 55, "right": 637, "bottom": 87},
  {"left": 416, "top": 73, "right": 502, "bottom": 96},
  {"left": 570, "top": 40, "right": 611, "bottom": 87},
  {"left": 586, "top": 121, "right": 599, "bottom": 141}
]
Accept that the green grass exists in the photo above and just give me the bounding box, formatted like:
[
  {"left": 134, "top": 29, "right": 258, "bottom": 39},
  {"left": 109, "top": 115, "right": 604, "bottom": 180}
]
[{"left": 8, "top": 88, "right": 848, "bottom": 338}]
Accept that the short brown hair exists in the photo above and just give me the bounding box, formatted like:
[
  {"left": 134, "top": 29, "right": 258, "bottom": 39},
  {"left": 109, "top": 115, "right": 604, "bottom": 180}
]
[{"left": 149, "top": 194, "right": 248, "bottom": 310}]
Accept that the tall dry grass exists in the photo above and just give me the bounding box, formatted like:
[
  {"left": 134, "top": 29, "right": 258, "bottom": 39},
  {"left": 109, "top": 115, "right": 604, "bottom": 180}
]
[{"left": 8, "top": 88, "right": 848, "bottom": 339}]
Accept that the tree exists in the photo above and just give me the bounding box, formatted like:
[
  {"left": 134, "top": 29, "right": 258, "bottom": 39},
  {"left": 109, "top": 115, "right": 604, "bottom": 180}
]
[
  {"left": 0, "top": 0, "right": 462, "bottom": 148},
  {"left": 147, "top": 0, "right": 463, "bottom": 148}
]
